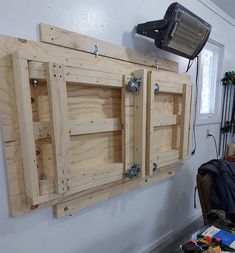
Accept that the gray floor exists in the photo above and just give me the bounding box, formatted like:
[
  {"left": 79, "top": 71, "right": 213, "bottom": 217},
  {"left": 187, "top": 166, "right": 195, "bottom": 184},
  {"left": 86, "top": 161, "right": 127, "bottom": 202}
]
[{"left": 150, "top": 217, "right": 204, "bottom": 253}]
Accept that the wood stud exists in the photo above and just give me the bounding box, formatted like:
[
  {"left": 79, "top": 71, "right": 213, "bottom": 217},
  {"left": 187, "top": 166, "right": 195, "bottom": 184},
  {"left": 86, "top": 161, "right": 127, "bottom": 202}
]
[
  {"left": 12, "top": 55, "right": 40, "bottom": 202},
  {"left": 46, "top": 62, "right": 71, "bottom": 194}
]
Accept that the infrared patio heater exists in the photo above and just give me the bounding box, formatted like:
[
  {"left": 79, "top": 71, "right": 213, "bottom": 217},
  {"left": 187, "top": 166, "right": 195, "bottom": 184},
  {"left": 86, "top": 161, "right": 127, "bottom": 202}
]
[{"left": 136, "top": 2, "right": 212, "bottom": 60}]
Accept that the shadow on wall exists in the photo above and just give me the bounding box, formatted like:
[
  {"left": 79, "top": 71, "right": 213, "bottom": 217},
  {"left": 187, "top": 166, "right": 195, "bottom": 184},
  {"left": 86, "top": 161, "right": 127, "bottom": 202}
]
[
  {"left": 151, "top": 166, "right": 194, "bottom": 246},
  {"left": 122, "top": 26, "right": 156, "bottom": 54},
  {"left": 171, "top": 164, "right": 198, "bottom": 229}
]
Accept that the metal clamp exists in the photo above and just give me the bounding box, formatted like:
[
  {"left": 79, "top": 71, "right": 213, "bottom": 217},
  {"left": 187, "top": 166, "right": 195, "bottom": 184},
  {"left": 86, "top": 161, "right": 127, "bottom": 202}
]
[
  {"left": 154, "top": 83, "right": 160, "bottom": 95},
  {"left": 127, "top": 77, "right": 142, "bottom": 93},
  {"left": 127, "top": 164, "right": 141, "bottom": 179}
]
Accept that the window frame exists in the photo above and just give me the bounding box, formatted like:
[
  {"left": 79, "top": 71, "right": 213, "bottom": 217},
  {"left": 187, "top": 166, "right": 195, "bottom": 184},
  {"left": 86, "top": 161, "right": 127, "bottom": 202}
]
[{"left": 196, "top": 39, "right": 224, "bottom": 125}]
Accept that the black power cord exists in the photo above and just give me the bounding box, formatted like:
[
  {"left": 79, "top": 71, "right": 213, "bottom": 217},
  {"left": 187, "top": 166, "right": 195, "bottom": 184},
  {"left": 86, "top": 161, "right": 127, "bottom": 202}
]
[
  {"left": 191, "top": 56, "right": 199, "bottom": 156},
  {"left": 185, "top": 59, "right": 195, "bottom": 73},
  {"left": 208, "top": 133, "right": 219, "bottom": 159}
]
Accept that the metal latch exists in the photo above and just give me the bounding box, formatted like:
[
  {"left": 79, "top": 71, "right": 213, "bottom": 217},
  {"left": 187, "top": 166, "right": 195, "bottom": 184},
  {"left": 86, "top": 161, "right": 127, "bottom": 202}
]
[
  {"left": 127, "top": 164, "right": 141, "bottom": 178},
  {"left": 127, "top": 77, "right": 142, "bottom": 93}
]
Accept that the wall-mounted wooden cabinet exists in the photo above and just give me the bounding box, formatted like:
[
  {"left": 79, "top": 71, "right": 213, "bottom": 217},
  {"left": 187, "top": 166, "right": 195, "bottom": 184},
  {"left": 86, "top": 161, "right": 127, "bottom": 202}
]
[{"left": 0, "top": 24, "right": 192, "bottom": 217}]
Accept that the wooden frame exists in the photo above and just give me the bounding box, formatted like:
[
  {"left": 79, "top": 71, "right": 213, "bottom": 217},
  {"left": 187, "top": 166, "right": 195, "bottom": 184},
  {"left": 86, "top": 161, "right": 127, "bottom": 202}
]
[
  {"left": 12, "top": 58, "right": 40, "bottom": 200},
  {"left": 46, "top": 62, "right": 71, "bottom": 194},
  {"left": 12, "top": 50, "right": 147, "bottom": 206},
  {"left": 146, "top": 70, "right": 192, "bottom": 175},
  {"left": 0, "top": 26, "right": 192, "bottom": 218}
]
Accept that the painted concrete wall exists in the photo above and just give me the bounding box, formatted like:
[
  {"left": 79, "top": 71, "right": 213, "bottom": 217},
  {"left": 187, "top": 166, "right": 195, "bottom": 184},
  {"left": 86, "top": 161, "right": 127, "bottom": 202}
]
[{"left": 0, "top": 0, "right": 234, "bottom": 252}]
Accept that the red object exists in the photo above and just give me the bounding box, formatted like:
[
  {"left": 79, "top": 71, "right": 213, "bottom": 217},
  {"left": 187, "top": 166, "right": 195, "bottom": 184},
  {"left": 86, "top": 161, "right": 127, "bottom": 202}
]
[
  {"left": 214, "top": 237, "right": 222, "bottom": 245},
  {"left": 226, "top": 156, "right": 235, "bottom": 162},
  {"left": 205, "top": 236, "right": 212, "bottom": 243}
]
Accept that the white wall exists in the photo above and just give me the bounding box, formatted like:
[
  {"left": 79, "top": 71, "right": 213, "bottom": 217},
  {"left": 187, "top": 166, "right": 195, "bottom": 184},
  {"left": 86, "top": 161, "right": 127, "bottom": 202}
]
[{"left": 0, "top": 0, "right": 235, "bottom": 252}]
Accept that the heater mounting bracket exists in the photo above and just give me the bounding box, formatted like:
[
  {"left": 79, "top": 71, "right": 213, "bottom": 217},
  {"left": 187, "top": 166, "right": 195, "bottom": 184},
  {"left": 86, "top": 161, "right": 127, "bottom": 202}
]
[{"left": 136, "top": 19, "right": 168, "bottom": 40}]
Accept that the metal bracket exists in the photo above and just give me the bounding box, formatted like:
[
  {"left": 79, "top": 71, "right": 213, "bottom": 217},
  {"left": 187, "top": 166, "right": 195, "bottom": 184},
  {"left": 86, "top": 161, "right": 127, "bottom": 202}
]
[
  {"left": 127, "top": 164, "right": 141, "bottom": 179},
  {"left": 153, "top": 162, "right": 157, "bottom": 172},
  {"left": 127, "top": 77, "right": 142, "bottom": 93},
  {"left": 93, "top": 43, "right": 99, "bottom": 57},
  {"left": 136, "top": 19, "right": 168, "bottom": 40},
  {"left": 154, "top": 83, "right": 160, "bottom": 95}
]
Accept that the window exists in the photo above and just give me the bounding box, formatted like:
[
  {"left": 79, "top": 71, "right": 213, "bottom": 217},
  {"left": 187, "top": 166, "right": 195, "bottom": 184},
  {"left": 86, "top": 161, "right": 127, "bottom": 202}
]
[{"left": 196, "top": 39, "right": 224, "bottom": 125}]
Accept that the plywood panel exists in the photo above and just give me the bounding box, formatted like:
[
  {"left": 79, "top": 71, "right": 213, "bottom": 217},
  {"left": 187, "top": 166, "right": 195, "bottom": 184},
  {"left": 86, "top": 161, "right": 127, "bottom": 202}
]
[
  {"left": 0, "top": 67, "right": 19, "bottom": 143},
  {"left": 70, "top": 132, "right": 122, "bottom": 172},
  {"left": 67, "top": 84, "right": 121, "bottom": 120},
  {"left": 154, "top": 126, "right": 173, "bottom": 154},
  {"left": 36, "top": 87, "right": 121, "bottom": 122},
  {"left": 154, "top": 94, "right": 174, "bottom": 115}
]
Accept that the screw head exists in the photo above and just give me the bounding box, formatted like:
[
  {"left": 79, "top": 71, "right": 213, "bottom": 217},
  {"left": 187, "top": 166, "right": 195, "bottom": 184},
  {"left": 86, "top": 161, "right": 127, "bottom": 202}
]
[
  {"left": 153, "top": 163, "right": 157, "bottom": 172},
  {"left": 31, "top": 79, "right": 38, "bottom": 87},
  {"left": 154, "top": 83, "right": 160, "bottom": 95}
]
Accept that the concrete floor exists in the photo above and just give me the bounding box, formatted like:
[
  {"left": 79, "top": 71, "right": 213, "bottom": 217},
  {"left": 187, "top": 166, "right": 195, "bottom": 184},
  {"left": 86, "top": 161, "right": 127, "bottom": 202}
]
[{"left": 150, "top": 218, "right": 204, "bottom": 253}]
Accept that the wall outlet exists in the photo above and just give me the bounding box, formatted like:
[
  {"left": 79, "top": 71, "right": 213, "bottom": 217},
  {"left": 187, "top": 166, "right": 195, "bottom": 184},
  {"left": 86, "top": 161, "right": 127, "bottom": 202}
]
[{"left": 206, "top": 129, "right": 210, "bottom": 138}]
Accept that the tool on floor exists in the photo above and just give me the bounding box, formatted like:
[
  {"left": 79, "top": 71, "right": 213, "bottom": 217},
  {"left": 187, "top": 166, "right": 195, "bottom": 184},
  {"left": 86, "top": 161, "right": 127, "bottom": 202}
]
[{"left": 181, "top": 240, "right": 203, "bottom": 252}]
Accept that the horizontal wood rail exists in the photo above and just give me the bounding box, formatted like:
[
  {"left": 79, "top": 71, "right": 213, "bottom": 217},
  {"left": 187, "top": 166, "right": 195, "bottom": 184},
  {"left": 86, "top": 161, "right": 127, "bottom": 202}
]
[{"left": 33, "top": 118, "right": 122, "bottom": 140}]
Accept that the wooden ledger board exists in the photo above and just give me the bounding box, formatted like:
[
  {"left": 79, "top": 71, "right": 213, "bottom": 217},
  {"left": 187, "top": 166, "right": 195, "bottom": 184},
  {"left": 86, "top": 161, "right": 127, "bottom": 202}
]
[{"left": 0, "top": 24, "right": 192, "bottom": 218}]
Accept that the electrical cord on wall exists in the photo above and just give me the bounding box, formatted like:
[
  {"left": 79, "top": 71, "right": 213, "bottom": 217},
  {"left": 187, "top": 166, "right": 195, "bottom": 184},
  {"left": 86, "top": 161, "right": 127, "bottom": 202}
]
[
  {"left": 208, "top": 133, "right": 219, "bottom": 159},
  {"left": 186, "top": 59, "right": 195, "bottom": 73},
  {"left": 191, "top": 56, "right": 199, "bottom": 155}
]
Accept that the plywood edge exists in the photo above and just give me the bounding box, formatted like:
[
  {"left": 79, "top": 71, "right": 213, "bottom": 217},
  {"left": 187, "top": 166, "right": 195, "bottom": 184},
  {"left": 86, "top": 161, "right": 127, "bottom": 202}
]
[
  {"left": 54, "top": 164, "right": 177, "bottom": 218},
  {"left": 40, "top": 23, "right": 178, "bottom": 72}
]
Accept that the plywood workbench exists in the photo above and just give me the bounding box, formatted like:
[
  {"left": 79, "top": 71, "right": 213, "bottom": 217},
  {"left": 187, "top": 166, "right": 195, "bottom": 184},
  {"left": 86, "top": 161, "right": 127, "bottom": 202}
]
[{"left": 0, "top": 24, "right": 192, "bottom": 218}]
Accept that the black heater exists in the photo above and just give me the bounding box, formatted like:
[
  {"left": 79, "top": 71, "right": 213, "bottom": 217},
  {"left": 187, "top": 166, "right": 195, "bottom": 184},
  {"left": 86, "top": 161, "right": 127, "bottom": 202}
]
[{"left": 136, "top": 2, "right": 212, "bottom": 60}]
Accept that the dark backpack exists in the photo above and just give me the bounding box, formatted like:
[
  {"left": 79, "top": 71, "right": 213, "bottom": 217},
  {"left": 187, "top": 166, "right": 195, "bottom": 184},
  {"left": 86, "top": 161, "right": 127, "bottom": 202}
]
[{"left": 197, "top": 159, "right": 235, "bottom": 224}]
